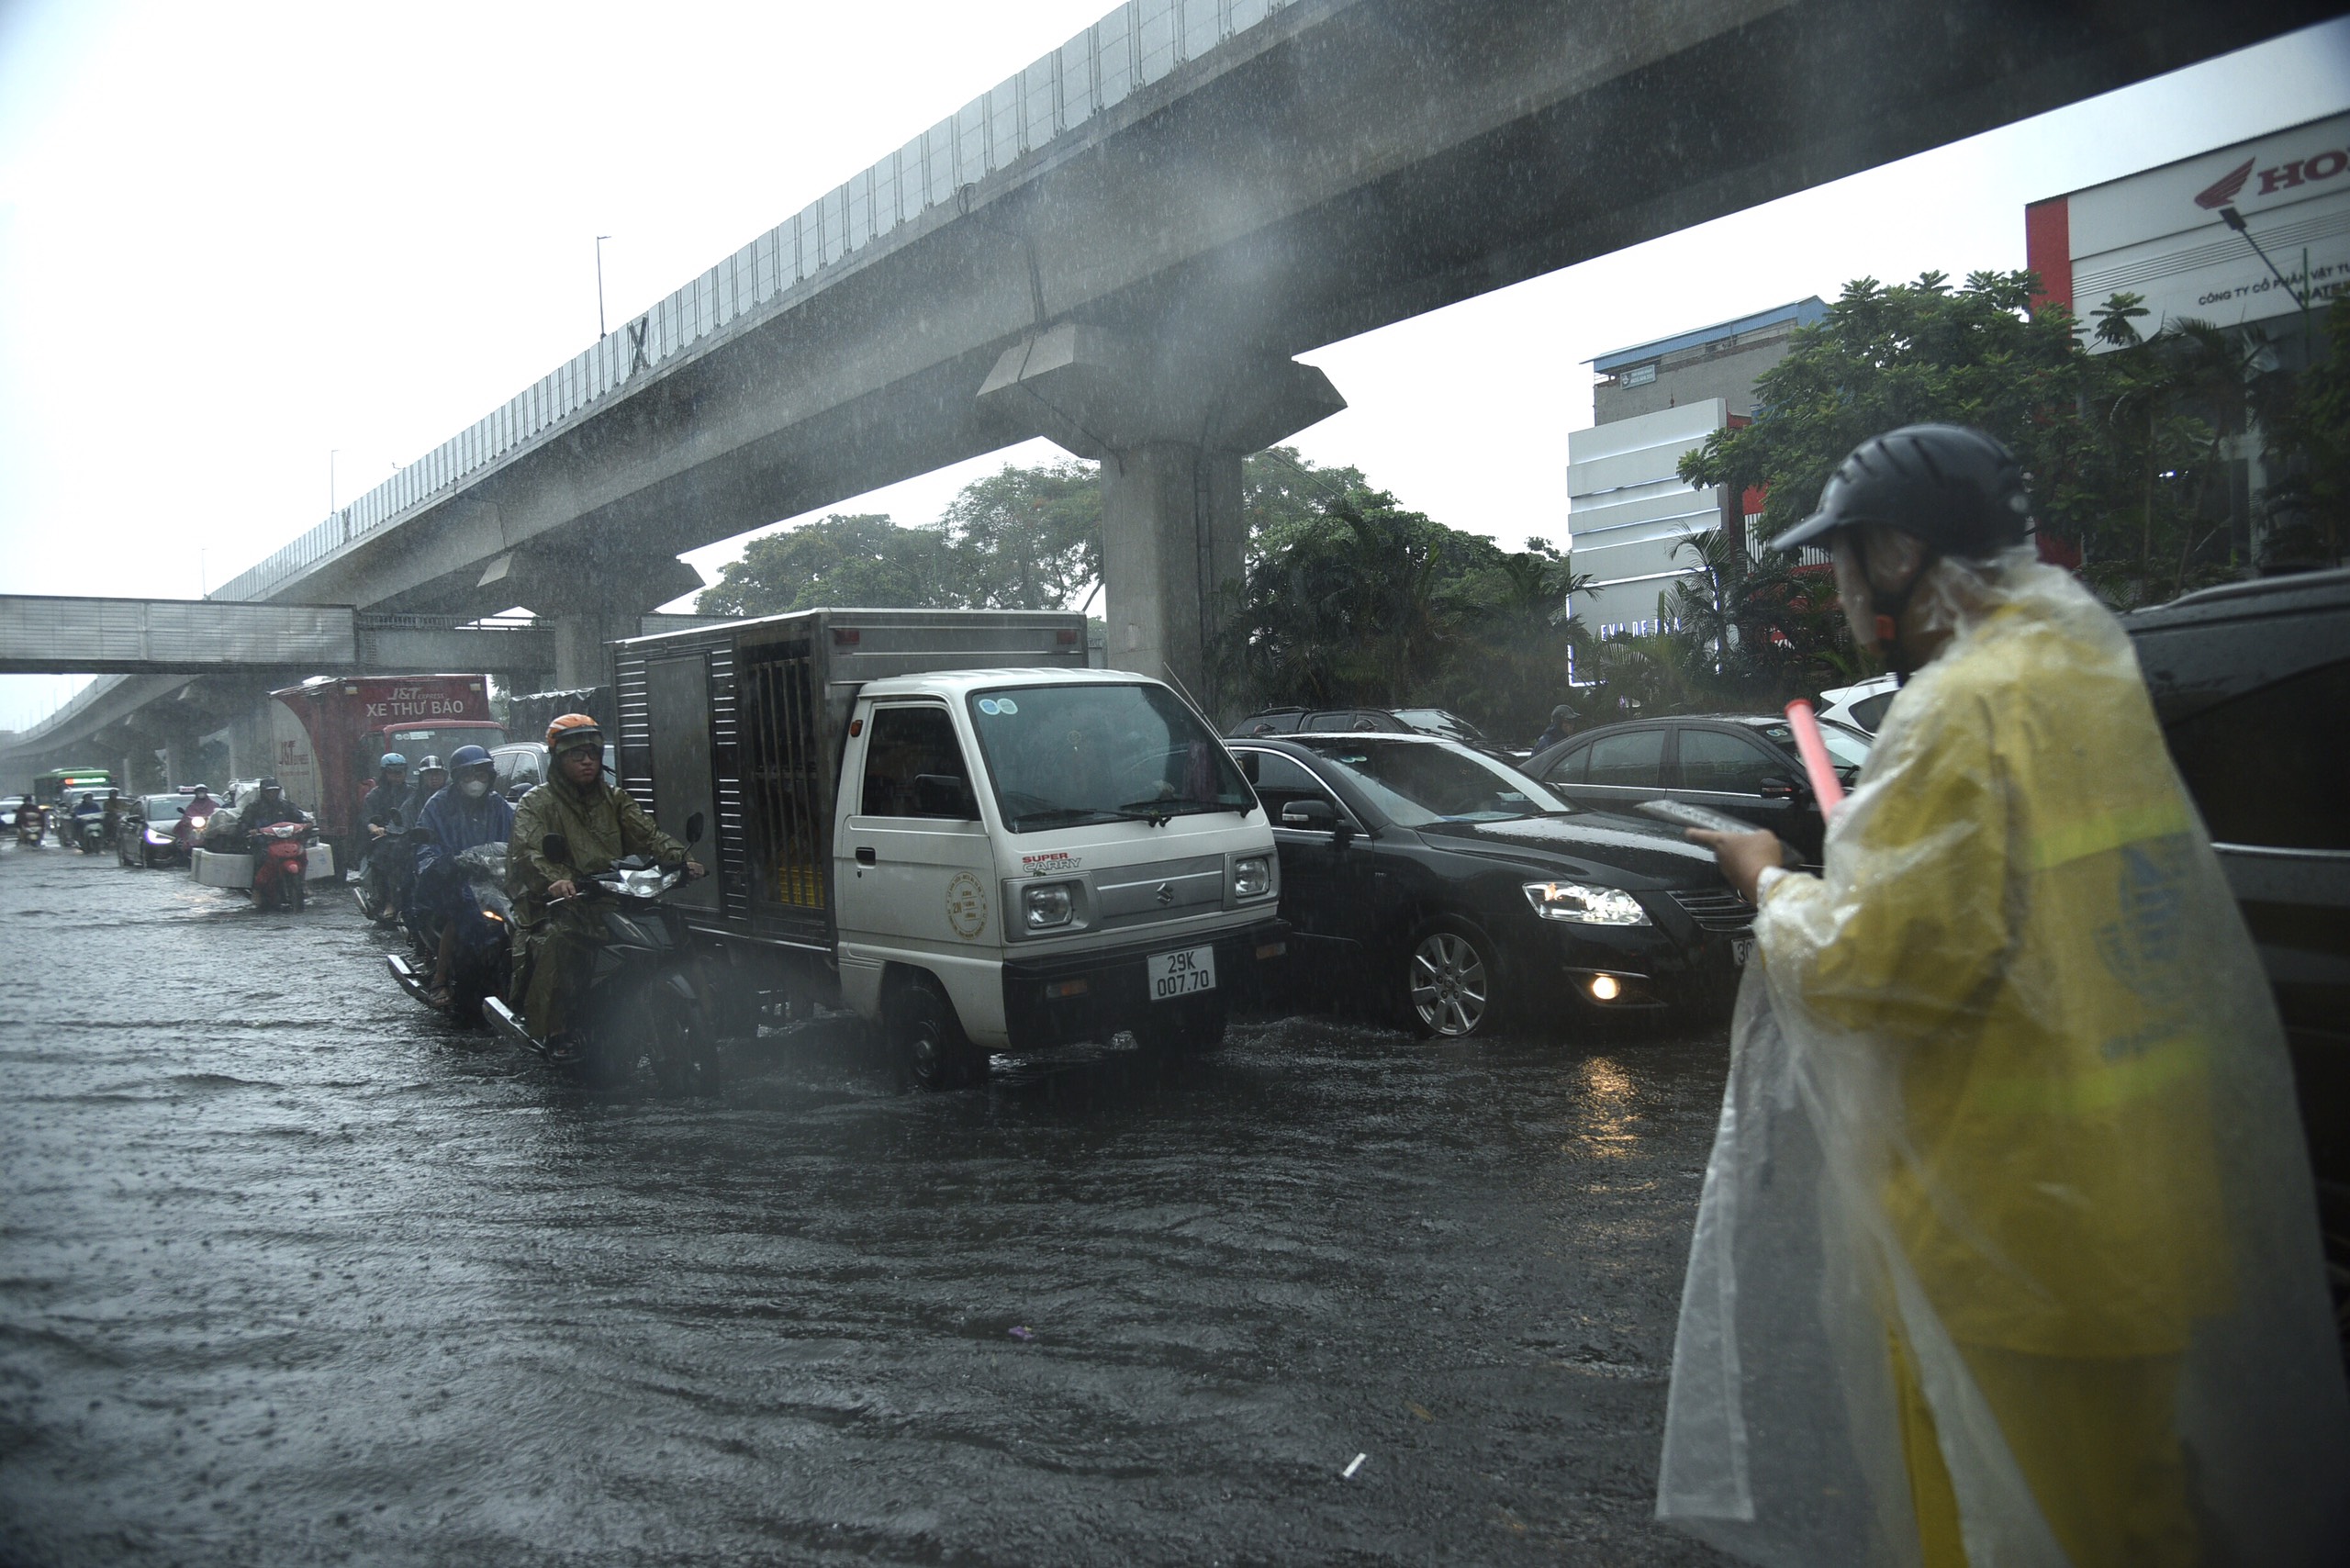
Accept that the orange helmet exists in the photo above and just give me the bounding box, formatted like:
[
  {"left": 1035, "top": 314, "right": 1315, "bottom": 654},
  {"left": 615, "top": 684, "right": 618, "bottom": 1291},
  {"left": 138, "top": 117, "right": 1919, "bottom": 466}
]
[{"left": 545, "top": 713, "right": 603, "bottom": 754}]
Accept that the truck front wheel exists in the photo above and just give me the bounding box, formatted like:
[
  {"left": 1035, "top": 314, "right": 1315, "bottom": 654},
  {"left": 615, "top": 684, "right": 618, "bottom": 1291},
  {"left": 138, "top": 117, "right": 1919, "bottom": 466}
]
[{"left": 889, "top": 975, "right": 988, "bottom": 1092}]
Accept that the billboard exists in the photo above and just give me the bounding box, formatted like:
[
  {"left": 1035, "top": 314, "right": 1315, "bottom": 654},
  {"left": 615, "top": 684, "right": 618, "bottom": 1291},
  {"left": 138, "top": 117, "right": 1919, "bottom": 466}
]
[{"left": 2027, "top": 111, "right": 2350, "bottom": 340}]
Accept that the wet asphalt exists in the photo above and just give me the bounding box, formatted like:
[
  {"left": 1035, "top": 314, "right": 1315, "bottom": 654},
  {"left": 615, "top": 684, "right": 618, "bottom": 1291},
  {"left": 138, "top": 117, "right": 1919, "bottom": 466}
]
[{"left": 0, "top": 839, "right": 1738, "bottom": 1567}]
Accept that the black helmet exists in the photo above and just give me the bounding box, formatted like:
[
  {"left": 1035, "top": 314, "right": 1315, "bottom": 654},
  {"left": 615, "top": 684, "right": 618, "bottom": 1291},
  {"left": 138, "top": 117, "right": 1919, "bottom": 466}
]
[
  {"left": 1774, "top": 424, "right": 2032, "bottom": 557},
  {"left": 415, "top": 755, "right": 446, "bottom": 775},
  {"left": 1550, "top": 703, "right": 1579, "bottom": 724},
  {"left": 257, "top": 777, "right": 282, "bottom": 792}
]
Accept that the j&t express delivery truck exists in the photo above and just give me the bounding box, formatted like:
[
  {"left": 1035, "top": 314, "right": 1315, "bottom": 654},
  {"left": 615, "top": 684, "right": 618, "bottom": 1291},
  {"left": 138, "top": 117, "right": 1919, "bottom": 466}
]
[{"left": 610, "top": 609, "right": 1285, "bottom": 1085}]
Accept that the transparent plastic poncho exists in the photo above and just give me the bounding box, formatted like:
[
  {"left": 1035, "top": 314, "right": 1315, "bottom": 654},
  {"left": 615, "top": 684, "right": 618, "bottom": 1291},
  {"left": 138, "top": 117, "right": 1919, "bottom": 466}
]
[{"left": 1657, "top": 553, "right": 2350, "bottom": 1566}]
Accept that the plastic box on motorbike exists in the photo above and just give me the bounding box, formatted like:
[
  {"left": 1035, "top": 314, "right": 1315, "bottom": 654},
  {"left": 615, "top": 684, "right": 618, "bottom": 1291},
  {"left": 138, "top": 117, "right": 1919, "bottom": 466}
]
[{"left": 190, "top": 845, "right": 335, "bottom": 888}]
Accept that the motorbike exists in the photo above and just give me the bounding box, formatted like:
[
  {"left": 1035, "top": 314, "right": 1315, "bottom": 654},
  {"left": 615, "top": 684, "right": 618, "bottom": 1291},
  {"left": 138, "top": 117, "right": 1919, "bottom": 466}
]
[
  {"left": 354, "top": 819, "right": 419, "bottom": 923},
  {"left": 248, "top": 820, "right": 314, "bottom": 912},
  {"left": 483, "top": 815, "right": 721, "bottom": 1095},
  {"left": 173, "top": 803, "right": 217, "bottom": 857},
  {"left": 388, "top": 840, "right": 513, "bottom": 1024},
  {"left": 15, "top": 806, "right": 42, "bottom": 846},
  {"left": 76, "top": 813, "right": 111, "bottom": 855}
]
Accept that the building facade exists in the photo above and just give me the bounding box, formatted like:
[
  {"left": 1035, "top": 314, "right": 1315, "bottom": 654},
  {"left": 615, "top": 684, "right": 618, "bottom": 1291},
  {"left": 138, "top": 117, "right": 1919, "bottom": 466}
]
[{"left": 1566, "top": 298, "right": 1823, "bottom": 644}]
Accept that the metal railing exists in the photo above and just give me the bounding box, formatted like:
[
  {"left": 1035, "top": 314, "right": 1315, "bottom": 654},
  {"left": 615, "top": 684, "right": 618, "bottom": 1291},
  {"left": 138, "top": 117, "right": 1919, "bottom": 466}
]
[{"left": 212, "top": 0, "right": 1304, "bottom": 608}]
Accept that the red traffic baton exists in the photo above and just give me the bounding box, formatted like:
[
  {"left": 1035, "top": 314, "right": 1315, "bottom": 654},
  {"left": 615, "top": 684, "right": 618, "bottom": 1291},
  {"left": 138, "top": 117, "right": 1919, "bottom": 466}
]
[{"left": 1784, "top": 700, "right": 1847, "bottom": 818}]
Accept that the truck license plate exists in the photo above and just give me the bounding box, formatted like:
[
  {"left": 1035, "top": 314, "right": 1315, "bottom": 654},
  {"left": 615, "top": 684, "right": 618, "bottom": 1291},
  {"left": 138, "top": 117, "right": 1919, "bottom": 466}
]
[
  {"left": 1148, "top": 945, "right": 1217, "bottom": 1001},
  {"left": 1731, "top": 937, "right": 1754, "bottom": 967}
]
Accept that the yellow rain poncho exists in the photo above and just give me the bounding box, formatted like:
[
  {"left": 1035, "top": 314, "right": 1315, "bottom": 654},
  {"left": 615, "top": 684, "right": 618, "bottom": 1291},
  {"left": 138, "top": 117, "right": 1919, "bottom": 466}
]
[{"left": 1657, "top": 552, "right": 2349, "bottom": 1566}]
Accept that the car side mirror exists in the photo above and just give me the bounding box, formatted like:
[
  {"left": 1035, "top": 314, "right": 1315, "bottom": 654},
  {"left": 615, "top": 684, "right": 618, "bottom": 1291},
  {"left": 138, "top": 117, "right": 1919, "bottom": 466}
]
[
  {"left": 542, "top": 833, "right": 570, "bottom": 865},
  {"left": 1281, "top": 799, "right": 1337, "bottom": 831},
  {"left": 684, "top": 812, "right": 705, "bottom": 846},
  {"left": 913, "top": 775, "right": 971, "bottom": 819}
]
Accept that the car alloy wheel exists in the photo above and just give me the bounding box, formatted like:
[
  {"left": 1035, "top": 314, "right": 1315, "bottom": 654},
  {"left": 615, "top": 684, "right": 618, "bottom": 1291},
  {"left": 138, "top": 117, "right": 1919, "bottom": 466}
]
[{"left": 1407, "top": 922, "right": 1494, "bottom": 1038}]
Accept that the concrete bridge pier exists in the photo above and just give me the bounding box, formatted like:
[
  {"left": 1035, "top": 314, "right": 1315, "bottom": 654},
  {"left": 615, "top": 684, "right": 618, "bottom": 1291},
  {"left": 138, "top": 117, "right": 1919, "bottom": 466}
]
[
  {"left": 474, "top": 547, "right": 701, "bottom": 691},
  {"left": 223, "top": 700, "right": 275, "bottom": 783},
  {"left": 976, "top": 325, "right": 1345, "bottom": 714}
]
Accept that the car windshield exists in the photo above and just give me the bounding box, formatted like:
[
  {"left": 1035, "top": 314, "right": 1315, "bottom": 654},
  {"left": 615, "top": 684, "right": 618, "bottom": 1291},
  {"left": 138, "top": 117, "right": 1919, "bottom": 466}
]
[
  {"left": 966, "top": 682, "right": 1255, "bottom": 833},
  {"left": 141, "top": 796, "right": 188, "bottom": 818},
  {"left": 1299, "top": 737, "right": 1569, "bottom": 824},
  {"left": 1756, "top": 720, "right": 1872, "bottom": 769}
]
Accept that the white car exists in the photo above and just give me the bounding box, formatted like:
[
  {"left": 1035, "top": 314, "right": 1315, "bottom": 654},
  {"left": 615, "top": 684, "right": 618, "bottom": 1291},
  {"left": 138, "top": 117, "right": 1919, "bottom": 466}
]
[{"left": 1816, "top": 673, "right": 1899, "bottom": 734}]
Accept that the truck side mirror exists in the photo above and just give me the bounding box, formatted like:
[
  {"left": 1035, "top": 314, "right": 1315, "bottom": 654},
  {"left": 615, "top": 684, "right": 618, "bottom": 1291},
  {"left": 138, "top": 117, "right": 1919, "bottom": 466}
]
[
  {"left": 685, "top": 812, "right": 705, "bottom": 846},
  {"left": 913, "top": 775, "right": 971, "bottom": 819},
  {"left": 542, "top": 833, "right": 570, "bottom": 865},
  {"left": 1281, "top": 799, "right": 1337, "bottom": 831}
]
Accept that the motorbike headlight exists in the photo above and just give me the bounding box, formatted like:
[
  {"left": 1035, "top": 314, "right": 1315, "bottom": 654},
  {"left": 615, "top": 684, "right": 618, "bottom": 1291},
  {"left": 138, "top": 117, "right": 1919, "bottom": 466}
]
[
  {"left": 1523, "top": 880, "right": 1650, "bottom": 926},
  {"left": 1023, "top": 881, "right": 1075, "bottom": 930},
  {"left": 1233, "top": 855, "right": 1271, "bottom": 899}
]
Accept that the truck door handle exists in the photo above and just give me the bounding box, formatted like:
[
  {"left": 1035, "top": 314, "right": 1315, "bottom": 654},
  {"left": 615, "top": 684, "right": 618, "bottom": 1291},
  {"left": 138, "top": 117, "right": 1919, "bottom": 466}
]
[{"left": 856, "top": 846, "right": 876, "bottom": 865}]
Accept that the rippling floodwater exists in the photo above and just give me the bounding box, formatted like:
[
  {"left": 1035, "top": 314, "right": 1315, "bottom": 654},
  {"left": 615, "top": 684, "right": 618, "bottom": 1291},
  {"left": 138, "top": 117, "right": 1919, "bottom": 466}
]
[{"left": 0, "top": 841, "right": 1734, "bottom": 1565}]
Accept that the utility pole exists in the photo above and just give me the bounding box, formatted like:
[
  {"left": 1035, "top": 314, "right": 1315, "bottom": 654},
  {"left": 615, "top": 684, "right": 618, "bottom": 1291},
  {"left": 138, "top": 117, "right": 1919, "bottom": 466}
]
[
  {"left": 330, "top": 449, "right": 341, "bottom": 512},
  {"left": 597, "top": 236, "right": 612, "bottom": 339},
  {"left": 2218, "top": 207, "right": 2311, "bottom": 319}
]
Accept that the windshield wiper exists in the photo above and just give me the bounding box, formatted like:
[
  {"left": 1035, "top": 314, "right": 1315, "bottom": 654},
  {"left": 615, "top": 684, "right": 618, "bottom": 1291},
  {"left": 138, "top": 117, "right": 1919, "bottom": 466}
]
[{"left": 1116, "top": 797, "right": 1247, "bottom": 826}]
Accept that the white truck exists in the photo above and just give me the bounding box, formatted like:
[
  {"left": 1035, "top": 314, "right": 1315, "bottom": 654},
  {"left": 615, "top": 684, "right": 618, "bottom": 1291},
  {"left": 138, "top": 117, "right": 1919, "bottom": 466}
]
[{"left": 608, "top": 608, "right": 1285, "bottom": 1086}]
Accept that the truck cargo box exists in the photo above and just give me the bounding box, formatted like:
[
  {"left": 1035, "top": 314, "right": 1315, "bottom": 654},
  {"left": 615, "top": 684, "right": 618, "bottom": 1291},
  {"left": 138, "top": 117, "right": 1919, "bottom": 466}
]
[{"left": 612, "top": 608, "right": 1089, "bottom": 951}]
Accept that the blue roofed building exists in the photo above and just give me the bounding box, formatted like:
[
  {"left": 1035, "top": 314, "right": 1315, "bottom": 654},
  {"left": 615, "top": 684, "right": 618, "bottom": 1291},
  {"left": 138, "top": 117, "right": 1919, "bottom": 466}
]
[{"left": 1567, "top": 298, "right": 1826, "bottom": 650}]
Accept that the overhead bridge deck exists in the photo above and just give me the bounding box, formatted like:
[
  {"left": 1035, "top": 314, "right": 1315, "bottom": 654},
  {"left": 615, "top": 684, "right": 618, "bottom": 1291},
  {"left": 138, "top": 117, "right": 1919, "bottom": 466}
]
[{"left": 0, "top": 594, "right": 562, "bottom": 676}]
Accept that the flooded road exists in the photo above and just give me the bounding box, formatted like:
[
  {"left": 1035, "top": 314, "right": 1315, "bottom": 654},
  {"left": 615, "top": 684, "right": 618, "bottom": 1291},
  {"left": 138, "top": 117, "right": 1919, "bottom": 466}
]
[{"left": 0, "top": 840, "right": 1736, "bottom": 1566}]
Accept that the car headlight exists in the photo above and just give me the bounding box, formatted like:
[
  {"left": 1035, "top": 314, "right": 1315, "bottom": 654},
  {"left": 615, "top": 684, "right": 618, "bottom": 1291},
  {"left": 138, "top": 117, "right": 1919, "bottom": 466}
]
[
  {"left": 1523, "top": 880, "right": 1650, "bottom": 925},
  {"left": 1023, "top": 881, "right": 1076, "bottom": 930},
  {"left": 144, "top": 827, "right": 173, "bottom": 845},
  {"left": 1234, "top": 855, "right": 1271, "bottom": 898}
]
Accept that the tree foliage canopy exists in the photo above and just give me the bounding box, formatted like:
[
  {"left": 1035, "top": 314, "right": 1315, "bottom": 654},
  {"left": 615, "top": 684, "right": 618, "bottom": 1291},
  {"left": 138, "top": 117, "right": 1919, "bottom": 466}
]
[{"left": 1680, "top": 270, "right": 2273, "bottom": 610}]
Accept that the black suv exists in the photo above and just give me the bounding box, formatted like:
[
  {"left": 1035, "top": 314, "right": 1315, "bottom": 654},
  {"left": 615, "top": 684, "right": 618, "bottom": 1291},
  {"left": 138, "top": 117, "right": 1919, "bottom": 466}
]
[
  {"left": 1525, "top": 714, "right": 1871, "bottom": 863},
  {"left": 2122, "top": 566, "right": 2350, "bottom": 1182},
  {"left": 1228, "top": 734, "right": 1749, "bottom": 1037}
]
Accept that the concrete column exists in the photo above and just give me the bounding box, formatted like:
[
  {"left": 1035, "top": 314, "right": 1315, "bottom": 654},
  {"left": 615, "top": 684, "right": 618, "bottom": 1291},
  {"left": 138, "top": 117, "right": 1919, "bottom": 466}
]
[
  {"left": 551, "top": 609, "right": 643, "bottom": 690},
  {"left": 472, "top": 546, "right": 701, "bottom": 692},
  {"left": 975, "top": 323, "right": 1344, "bottom": 718},
  {"left": 164, "top": 731, "right": 201, "bottom": 789},
  {"left": 1099, "top": 443, "right": 1247, "bottom": 710},
  {"left": 223, "top": 703, "right": 274, "bottom": 781}
]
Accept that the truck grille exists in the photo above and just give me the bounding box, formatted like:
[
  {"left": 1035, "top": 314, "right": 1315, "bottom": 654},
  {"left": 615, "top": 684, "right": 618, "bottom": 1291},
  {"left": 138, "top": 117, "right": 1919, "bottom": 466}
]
[{"left": 1668, "top": 887, "right": 1753, "bottom": 934}]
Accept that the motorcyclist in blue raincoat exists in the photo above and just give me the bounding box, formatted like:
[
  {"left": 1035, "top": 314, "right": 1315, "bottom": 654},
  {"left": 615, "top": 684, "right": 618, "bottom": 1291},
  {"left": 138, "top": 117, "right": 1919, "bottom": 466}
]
[
  {"left": 410, "top": 745, "right": 515, "bottom": 1007},
  {"left": 358, "top": 752, "right": 411, "bottom": 923}
]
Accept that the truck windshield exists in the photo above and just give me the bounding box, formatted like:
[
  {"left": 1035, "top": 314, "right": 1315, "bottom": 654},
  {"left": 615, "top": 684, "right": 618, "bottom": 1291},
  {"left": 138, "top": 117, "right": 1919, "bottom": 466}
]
[
  {"left": 381, "top": 725, "right": 506, "bottom": 761},
  {"left": 967, "top": 682, "right": 1255, "bottom": 833}
]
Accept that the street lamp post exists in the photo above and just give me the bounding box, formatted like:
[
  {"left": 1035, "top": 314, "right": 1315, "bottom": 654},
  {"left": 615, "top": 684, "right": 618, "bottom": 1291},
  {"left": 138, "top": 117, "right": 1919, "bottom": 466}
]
[{"left": 597, "top": 235, "right": 612, "bottom": 339}]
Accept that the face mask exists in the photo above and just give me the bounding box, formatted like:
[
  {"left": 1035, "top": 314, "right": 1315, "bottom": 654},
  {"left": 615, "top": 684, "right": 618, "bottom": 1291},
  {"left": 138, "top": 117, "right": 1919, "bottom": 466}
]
[{"left": 462, "top": 778, "right": 488, "bottom": 800}]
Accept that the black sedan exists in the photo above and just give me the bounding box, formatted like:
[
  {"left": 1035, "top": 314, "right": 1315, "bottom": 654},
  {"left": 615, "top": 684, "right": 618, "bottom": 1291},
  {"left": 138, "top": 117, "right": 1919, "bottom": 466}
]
[
  {"left": 1228, "top": 734, "right": 1751, "bottom": 1037},
  {"left": 1525, "top": 713, "right": 1870, "bottom": 862}
]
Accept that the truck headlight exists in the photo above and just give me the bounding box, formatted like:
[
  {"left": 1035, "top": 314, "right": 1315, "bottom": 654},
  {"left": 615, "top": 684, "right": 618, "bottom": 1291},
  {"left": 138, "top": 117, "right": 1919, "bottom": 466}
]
[
  {"left": 1234, "top": 855, "right": 1271, "bottom": 898},
  {"left": 1523, "top": 880, "right": 1650, "bottom": 925},
  {"left": 1023, "top": 882, "right": 1076, "bottom": 930}
]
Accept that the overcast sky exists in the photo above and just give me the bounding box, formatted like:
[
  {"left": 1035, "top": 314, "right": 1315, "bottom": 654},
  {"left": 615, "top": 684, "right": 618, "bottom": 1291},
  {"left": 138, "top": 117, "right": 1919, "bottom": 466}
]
[{"left": 3, "top": 3, "right": 2346, "bottom": 732}]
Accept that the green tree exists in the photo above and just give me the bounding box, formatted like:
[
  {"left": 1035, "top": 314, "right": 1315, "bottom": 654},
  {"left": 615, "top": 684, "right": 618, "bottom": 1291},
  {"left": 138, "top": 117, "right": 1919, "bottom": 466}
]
[
  {"left": 940, "top": 459, "right": 1102, "bottom": 610},
  {"left": 696, "top": 513, "right": 956, "bottom": 617},
  {"left": 2258, "top": 295, "right": 2350, "bottom": 570},
  {"left": 1680, "top": 271, "right": 2238, "bottom": 610}
]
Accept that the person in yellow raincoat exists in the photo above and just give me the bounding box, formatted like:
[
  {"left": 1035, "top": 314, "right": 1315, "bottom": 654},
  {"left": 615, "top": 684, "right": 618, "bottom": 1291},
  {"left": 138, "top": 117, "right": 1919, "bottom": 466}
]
[{"left": 1656, "top": 425, "right": 2348, "bottom": 1567}]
